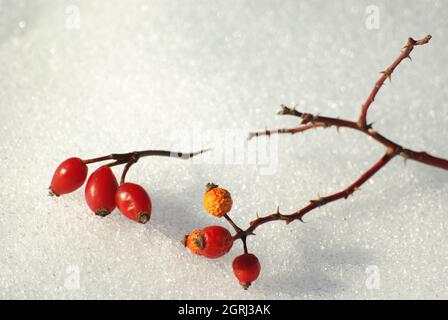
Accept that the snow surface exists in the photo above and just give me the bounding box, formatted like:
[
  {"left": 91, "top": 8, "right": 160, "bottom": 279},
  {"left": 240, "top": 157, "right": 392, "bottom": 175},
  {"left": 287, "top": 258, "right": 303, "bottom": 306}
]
[{"left": 0, "top": 0, "right": 447, "bottom": 299}]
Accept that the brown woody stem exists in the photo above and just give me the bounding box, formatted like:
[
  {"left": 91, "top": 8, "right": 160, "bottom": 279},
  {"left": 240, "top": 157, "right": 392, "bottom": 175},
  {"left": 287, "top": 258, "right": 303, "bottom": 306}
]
[
  {"left": 224, "top": 214, "right": 242, "bottom": 233},
  {"left": 83, "top": 149, "right": 209, "bottom": 184},
  {"left": 248, "top": 109, "right": 448, "bottom": 171},
  {"left": 120, "top": 154, "right": 139, "bottom": 184},
  {"left": 224, "top": 213, "right": 249, "bottom": 253},
  {"left": 83, "top": 149, "right": 209, "bottom": 165}
]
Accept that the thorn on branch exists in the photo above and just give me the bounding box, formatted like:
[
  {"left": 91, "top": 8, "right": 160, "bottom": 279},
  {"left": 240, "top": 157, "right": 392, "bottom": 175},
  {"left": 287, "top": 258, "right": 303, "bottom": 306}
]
[
  {"left": 400, "top": 150, "right": 410, "bottom": 166},
  {"left": 294, "top": 214, "right": 305, "bottom": 223},
  {"left": 381, "top": 68, "right": 393, "bottom": 82}
]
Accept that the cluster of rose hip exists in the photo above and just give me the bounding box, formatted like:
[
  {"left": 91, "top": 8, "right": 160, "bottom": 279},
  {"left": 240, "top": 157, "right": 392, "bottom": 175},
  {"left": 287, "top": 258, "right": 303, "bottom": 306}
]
[
  {"left": 183, "top": 183, "right": 261, "bottom": 289},
  {"left": 49, "top": 156, "right": 152, "bottom": 223},
  {"left": 50, "top": 155, "right": 259, "bottom": 289}
]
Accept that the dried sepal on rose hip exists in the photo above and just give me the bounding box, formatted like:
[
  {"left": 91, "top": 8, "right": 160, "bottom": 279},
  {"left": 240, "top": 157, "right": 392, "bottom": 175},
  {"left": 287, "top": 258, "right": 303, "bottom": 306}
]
[
  {"left": 115, "top": 182, "right": 152, "bottom": 224},
  {"left": 183, "top": 225, "right": 233, "bottom": 259},
  {"left": 203, "top": 183, "right": 233, "bottom": 218},
  {"left": 85, "top": 166, "right": 118, "bottom": 217},
  {"left": 232, "top": 253, "right": 261, "bottom": 290},
  {"left": 49, "top": 157, "right": 88, "bottom": 196}
]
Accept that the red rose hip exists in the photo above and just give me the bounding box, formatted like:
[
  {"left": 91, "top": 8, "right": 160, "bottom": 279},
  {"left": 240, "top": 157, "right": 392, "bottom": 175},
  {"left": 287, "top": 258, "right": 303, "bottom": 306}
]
[
  {"left": 232, "top": 253, "right": 261, "bottom": 290},
  {"left": 49, "top": 157, "right": 88, "bottom": 196},
  {"left": 184, "top": 225, "right": 233, "bottom": 259},
  {"left": 85, "top": 166, "right": 118, "bottom": 217},
  {"left": 115, "top": 182, "right": 152, "bottom": 224}
]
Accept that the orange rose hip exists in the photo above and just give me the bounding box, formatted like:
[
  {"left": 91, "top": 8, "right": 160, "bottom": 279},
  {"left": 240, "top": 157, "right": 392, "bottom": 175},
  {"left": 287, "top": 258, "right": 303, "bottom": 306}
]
[
  {"left": 184, "top": 226, "right": 233, "bottom": 259},
  {"left": 203, "top": 183, "right": 233, "bottom": 217}
]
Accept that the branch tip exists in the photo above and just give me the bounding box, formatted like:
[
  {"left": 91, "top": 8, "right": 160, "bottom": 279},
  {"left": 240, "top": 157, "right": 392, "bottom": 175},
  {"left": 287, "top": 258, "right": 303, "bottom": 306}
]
[{"left": 277, "top": 104, "right": 303, "bottom": 117}]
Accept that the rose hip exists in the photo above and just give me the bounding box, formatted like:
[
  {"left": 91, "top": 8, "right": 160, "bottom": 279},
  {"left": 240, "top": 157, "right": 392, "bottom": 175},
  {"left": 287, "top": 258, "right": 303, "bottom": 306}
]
[
  {"left": 85, "top": 166, "right": 118, "bottom": 217},
  {"left": 232, "top": 253, "right": 261, "bottom": 290},
  {"left": 49, "top": 157, "right": 88, "bottom": 196},
  {"left": 184, "top": 225, "right": 233, "bottom": 259},
  {"left": 203, "top": 183, "right": 233, "bottom": 218},
  {"left": 115, "top": 182, "right": 152, "bottom": 224}
]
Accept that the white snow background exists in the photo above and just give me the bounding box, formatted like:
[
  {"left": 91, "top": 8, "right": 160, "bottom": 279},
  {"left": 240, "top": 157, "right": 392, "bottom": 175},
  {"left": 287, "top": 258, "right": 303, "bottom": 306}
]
[{"left": 0, "top": 0, "right": 447, "bottom": 299}]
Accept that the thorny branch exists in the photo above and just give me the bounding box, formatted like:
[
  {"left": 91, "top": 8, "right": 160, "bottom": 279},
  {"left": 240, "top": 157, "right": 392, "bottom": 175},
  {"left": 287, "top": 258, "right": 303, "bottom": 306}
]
[
  {"left": 231, "top": 35, "right": 448, "bottom": 245},
  {"left": 358, "top": 35, "right": 432, "bottom": 129}
]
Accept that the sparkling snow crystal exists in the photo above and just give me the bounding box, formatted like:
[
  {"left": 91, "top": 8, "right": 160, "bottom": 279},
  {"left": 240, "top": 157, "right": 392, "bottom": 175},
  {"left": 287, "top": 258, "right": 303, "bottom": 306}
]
[{"left": 0, "top": 0, "right": 447, "bottom": 299}]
